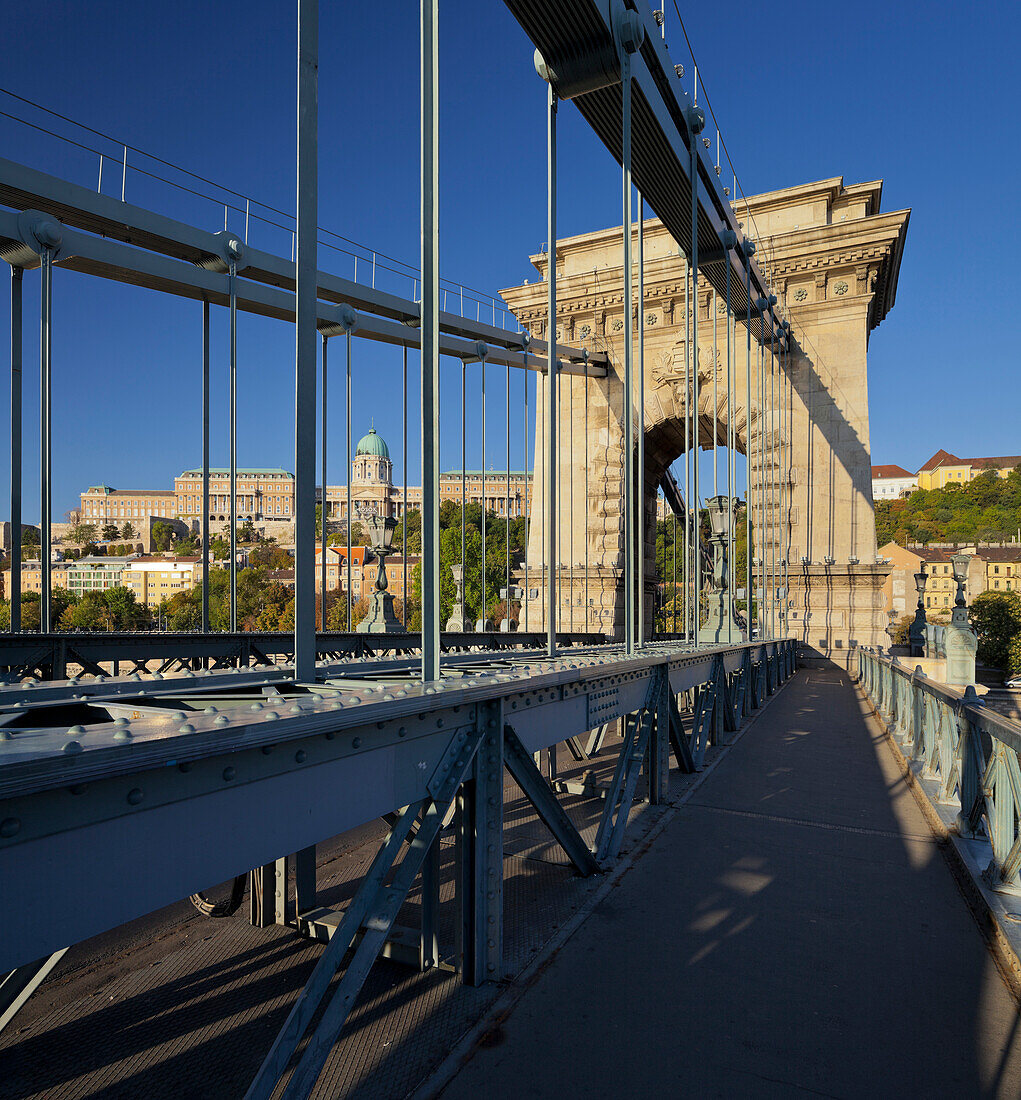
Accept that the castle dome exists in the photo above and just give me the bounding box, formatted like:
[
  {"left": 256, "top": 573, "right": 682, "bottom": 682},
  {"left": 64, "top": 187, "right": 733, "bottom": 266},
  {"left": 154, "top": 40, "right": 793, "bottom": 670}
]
[{"left": 355, "top": 427, "right": 390, "bottom": 460}]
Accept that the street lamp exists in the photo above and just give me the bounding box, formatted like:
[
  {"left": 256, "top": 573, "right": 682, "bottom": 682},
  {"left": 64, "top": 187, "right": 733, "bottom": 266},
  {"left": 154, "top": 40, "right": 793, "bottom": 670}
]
[
  {"left": 945, "top": 552, "right": 978, "bottom": 686},
  {"left": 908, "top": 569, "right": 928, "bottom": 657},
  {"left": 698, "top": 495, "right": 743, "bottom": 644},
  {"left": 445, "top": 563, "right": 468, "bottom": 632},
  {"left": 885, "top": 608, "right": 898, "bottom": 649},
  {"left": 356, "top": 513, "right": 402, "bottom": 633},
  {"left": 950, "top": 553, "right": 970, "bottom": 609}
]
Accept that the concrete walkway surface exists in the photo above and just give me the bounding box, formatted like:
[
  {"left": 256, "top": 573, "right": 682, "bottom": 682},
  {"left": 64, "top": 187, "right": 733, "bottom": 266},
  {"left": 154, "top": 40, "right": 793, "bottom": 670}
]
[{"left": 440, "top": 668, "right": 1021, "bottom": 1099}]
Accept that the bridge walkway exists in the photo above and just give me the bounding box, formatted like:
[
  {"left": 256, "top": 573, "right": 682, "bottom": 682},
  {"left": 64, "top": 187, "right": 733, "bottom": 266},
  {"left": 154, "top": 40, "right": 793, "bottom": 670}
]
[{"left": 439, "top": 667, "right": 1021, "bottom": 1099}]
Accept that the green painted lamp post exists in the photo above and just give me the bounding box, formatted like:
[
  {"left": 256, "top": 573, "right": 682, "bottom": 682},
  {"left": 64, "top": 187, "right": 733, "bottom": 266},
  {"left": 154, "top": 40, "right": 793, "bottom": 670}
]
[
  {"left": 357, "top": 513, "right": 403, "bottom": 634},
  {"left": 945, "top": 552, "right": 978, "bottom": 686},
  {"left": 908, "top": 569, "right": 928, "bottom": 657}
]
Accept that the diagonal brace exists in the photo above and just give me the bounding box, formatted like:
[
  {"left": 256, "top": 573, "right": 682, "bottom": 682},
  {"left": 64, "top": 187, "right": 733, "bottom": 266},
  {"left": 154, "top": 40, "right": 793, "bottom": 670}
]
[{"left": 504, "top": 725, "right": 600, "bottom": 876}]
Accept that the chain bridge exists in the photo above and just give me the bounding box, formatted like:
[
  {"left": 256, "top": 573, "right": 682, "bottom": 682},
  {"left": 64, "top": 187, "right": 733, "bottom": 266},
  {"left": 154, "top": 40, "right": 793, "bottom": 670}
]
[{"left": 1, "top": 2, "right": 1019, "bottom": 1097}]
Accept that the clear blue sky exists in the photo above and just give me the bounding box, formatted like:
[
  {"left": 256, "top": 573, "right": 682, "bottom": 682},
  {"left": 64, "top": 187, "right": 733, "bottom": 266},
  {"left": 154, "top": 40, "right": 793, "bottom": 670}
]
[{"left": 0, "top": 0, "right": 1017, "bottom": 523}]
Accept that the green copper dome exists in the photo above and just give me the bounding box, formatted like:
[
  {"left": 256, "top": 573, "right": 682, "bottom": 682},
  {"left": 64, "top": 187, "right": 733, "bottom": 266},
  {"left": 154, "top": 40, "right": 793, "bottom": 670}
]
[{"left": 355, "top": 427, "right": 390, "bottom": 459}]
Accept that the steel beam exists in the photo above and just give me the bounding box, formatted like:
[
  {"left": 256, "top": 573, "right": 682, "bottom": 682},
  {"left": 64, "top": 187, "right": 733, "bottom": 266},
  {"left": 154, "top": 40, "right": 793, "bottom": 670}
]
[{"left": 293, "top": 0, "right": 319, "bottom": 682}]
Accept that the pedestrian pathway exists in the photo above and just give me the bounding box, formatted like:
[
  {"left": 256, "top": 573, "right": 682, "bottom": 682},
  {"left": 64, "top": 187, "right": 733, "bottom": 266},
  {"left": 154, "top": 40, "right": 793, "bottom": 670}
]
[{"left": 439, "top": 667, "right": 1021, "bottom": 1099}]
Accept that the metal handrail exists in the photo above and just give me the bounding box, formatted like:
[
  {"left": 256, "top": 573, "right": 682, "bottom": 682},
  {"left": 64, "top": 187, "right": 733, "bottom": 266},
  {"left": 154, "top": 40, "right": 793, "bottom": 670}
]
[{"left": 855, "top": 645, "right": 1021, "bottom": 893}]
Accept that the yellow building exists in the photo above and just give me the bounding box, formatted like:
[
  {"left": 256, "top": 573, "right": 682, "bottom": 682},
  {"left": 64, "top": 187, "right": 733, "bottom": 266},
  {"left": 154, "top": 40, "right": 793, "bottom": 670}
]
[
  {"left": 983, "top": 550, "right": 1021, "bottom": 594},
  {"left": 916, "top": 450, "right": 1020, "bottom": 490},
  {"left": 1, "top": 562, "right": 70, "bottom": 599},
  {"left": 174, "top": 468, "right": 295, "bottom": 522},
  {"left": 120, "top": 557, "right": 200, "bottom": 607},
  {"left": 80, "top": 485, "right": 177, "bottom": 528}
]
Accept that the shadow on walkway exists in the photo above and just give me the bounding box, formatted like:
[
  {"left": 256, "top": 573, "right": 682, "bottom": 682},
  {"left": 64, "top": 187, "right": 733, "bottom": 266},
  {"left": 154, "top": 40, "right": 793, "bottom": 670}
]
[{"left": 441, "top": 668, "right": 1021, "bottom": 1099}]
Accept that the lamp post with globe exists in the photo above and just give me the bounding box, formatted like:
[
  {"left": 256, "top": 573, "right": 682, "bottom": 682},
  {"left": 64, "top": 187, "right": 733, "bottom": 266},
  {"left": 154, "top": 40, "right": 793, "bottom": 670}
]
[{"left": 357, "top": 513, "right": 403, "bottom": 633}]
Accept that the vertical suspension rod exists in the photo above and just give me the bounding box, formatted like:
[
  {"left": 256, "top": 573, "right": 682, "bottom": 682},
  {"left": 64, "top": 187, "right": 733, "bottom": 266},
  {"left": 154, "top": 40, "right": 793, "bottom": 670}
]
[
  {"left": 321, "top": 334, "right": 328, "bottom": 628},
  {"left": 201, "top": 299, "right": 210, "bottom": 634},
  {"left": 39, "top": 249, "right": 52, "bottom": 633},
  {"left": 637, "top": 195, "right": 645, "bottom": 647},
  {"left": 292, "top": 0, "right": 318, "bottom": 680},
  {"left": 420, "top": 0, "right": 440, "bottom": 680},
  {"left": 10, "top": 268, "right": 23, "bottom": 633},
  {"left": 688, "top": 104, "right": 703, "bottom": 645},
  {"left": 545, "top": 80, "right": 558, "bottom": 658}
]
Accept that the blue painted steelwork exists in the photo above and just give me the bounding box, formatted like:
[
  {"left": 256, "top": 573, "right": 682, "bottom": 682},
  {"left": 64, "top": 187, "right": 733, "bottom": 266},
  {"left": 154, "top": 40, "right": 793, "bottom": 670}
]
[{"left": 856, "top": 647, "right": 1021, "bottom": 893}]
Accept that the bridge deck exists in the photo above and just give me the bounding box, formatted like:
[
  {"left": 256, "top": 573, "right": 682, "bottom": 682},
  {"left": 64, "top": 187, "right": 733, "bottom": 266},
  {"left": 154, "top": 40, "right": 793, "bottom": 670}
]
[
  {"left": 2, "top": 668, "right": 1019, "bottom": 1098},
  {"left": 441, "top": 667, "right": 1021, "bottom": 1098}
]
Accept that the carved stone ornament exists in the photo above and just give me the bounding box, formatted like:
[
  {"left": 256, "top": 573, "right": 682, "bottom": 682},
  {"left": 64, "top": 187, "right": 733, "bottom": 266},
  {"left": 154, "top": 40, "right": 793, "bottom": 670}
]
[
  {"left": 580, "top": 323, "right": 591, "bottom": 338},
  {"left": 794, "top": 287, "right": 808, "bottom": 301},
  {"left": 833, "top": 280, "right": 849, "bottom": 296},
  {"left": 645, "top": 312, "right": 657, "bottom": 326},
  {"left": 716, "top": 299, "right": 727, "bottom": 314},
  {"left": 612, "top": 318, "right": 624, "bottom": 332}
]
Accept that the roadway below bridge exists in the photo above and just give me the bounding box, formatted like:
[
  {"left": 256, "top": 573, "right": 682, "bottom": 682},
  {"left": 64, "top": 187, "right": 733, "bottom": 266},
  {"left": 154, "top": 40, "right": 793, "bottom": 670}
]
[{"left": 3, "top": 667, "right": 1020, "bottom": 1098}]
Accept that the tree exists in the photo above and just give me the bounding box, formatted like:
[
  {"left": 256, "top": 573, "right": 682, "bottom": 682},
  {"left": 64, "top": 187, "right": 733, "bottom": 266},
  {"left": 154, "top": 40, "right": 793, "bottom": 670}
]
[
  {"left": 238, "top": 520, "right": 258, "bottom": 544},
  {"left": 970, "top": 591, "right": 1021, "bottom": 672},
  {"left": 101, "top": 523, "right": 120, "bottom": 541},
  {"left": 22, "top": 526, "right": 40, "bottom": 548},
  {"left": 151, "top": 521, "right": 174, "bottom": 552},
  {"left": 121, "top": 522, "right": 136, "bottom": 539},
  {"left": 210, "top": 535, "right": 230, "bottom": 561},
  {"left": 67, "top": 522, "right": 97, "bottom": 548}
]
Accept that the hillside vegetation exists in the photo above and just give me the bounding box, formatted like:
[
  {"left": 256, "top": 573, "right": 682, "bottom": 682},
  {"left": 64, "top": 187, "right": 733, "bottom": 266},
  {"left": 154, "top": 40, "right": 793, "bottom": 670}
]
[{"left": 876, "top": 468, "right": 1021, "bottom": 547}]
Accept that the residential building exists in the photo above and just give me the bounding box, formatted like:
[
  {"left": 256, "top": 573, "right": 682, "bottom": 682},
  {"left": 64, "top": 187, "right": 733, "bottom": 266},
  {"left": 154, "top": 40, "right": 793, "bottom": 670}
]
[
  {"left": 174, "top": 469, "right": 295, "bottom": 522},
  {"left": 120, "top": 557, "right": 200, "bottom": 607},
  {"left": 982, "top": 549, "right": 1021, "bottom": 594},
  {"left": 65, "top": 556, "right": 135, "bottom": 598},
  {"left": 360, "top": 554, "right": 421, "bottom": 602},
  {"left": 877, "top": 541, "right": 924, "bottom": 618},
  {"left": 879, "top": 541, "right": 1013, "bottom": 616},
  {"left": 1, "top": 561, "right": 70, "bottom": 598},
  {"left": 916, "top": 450, "right": 1020, "bottom": 490},
  {"left": 871, "top": 464, "right": 917, "bottom": 500},
  {"left": 313, "top": 545, "right": 369, "bottom": 599}
]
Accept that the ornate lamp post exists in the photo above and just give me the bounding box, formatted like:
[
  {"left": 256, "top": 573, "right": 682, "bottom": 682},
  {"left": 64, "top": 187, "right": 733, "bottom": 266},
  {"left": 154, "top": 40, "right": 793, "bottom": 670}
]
[
  {"left": 885, "top": 609, "right": 898, "bottom": 650},
  {"left": 908, "top": 569, "right": 928, "bottom": 657},
  {"left": 445, "top": 563, "right": 468, "bottom": 632},
  {"left": 356, "top": 513, "right": 403, "bottom": 633},
  {"left": 944, "top": 551, "right": 978, "bottom": 686},
  {"left": 698, "top": 495, "right": 744, "bottom": 644}
]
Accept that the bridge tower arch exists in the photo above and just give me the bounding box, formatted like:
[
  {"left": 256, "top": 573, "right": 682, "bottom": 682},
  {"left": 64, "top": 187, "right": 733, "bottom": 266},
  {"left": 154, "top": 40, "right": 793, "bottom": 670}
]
[{"left": 503, "top": 176, "right": 909, "bottom": 659}]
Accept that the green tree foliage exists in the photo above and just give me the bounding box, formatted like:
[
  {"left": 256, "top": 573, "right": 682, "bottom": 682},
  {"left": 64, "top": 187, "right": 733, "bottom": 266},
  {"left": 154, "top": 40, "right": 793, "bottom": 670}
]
[
  {"left": 970, "top": 590, "right": 1021, "bottom": 673},
  {"left": 151, "top": 521, "right": 174, "bottom": 552},
  {"left": 0, "top": 588, "right": 78, "bottom": 631},
  {"left": 67, "top": 522, "right": 97, "bottom": 548},
  {"left": 101, "top": 523, "right": 120, "bottom": 541},
  {"left": 59, "top": 586, "right": 148, "bottom": 631},
  {"left": 121, "top": 522, "right": 136, "bottom": 539},
  {"left": 876, "top": 468, "right": 1021, "bottom": 547}
]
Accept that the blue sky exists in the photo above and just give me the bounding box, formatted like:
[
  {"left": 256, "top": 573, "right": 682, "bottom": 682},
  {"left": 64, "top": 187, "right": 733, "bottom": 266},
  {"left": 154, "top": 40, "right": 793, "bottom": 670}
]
[{"left": 0, "top": 0, "right": 1017, "bottom": 522}]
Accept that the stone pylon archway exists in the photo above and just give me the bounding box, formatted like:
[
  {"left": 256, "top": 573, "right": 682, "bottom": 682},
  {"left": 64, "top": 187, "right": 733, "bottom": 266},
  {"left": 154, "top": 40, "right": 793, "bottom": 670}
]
[{"left": 501, "top": 176, "right": 909, "bottom": 658}]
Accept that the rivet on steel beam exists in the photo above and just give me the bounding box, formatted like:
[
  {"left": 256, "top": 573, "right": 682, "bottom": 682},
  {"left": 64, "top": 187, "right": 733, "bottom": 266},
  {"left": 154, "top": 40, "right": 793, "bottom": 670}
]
[
  {"left": 0, "top": 818, "right": 21, "bottom": 838},
  {"left": 295, "top": 750, "right": 307, "bottom": 763},
  {"left": 222, "top": 767, "right": 235, "bottom": 782},
  {"left": 127, "top": 788, "right": 143, "bottom": 805}
]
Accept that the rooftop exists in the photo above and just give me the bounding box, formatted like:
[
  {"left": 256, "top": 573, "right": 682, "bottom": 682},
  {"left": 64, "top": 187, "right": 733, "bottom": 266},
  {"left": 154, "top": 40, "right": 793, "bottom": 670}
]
[{"left": 872, "top": 464, "right": 914, "bottom": 479}]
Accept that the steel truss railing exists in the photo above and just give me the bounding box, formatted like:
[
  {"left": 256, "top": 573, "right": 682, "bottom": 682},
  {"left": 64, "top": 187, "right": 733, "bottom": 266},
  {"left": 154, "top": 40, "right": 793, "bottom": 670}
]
[
  {"left": 856, "top": 647, "right": 1021, "bottom": 894},
  {"left": 0, "top": 630, "right": 608, "bottom": 683},
  {"left": 0, "top": 638, "right": 796, "bottom": 1093}
]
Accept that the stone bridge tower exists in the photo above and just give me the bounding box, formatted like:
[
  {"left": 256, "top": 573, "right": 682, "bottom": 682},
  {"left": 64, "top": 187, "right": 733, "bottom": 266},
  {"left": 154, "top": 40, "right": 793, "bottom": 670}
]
[{"left": 501, "top": 176, "right": 909, "bottom": 660}]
